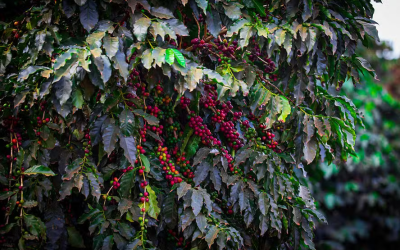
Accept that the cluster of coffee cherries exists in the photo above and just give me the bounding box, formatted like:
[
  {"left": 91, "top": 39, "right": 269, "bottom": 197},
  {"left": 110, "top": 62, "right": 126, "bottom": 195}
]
[
  {"left": 139, "top": 127, "right": 147, "bottom": 142},
  {"left": 139, "top": 177, "right": 149, "bottom": 232},
  {"left": 188, "top": 114, "right": 221, "bottom": 147},
  {"left": 83, "top": 131, "right": 92, "bottom": 157},
  {"left": 139, "top": 191, "right": 149, "bottom": 204},
  {"left": 154, "top": 84, "right": 164, "bottom": 95},
  {"left": 232, "top": 112, "right": 243, "bottom": 121},
  {"left": 214, "top": 38, "right": 239, "bottom": 59},
  {"left": 273, "top": 120, "right": 285, "bottom": 132},
  {"left": 161, "top": 103, "right": 177, "bottom": 119},
  {"left": 220, "top": 121, "right": 244, "bottom": 150},
  {"left": 201, "top": 90, "right": 217, "bottom": 108},
  {"left": 110, "top": 177, "right": 120, "bottom": 190},
  {"left": 211, "top": 109, "right": 227, "bottom": 123},
  {"left": 146, "top": 105, "right": 161, "bottom": 118},
  {"left": 174, "top": 150, "right": 194, "bottom": 179},
  {"left": 145, "top": 124, "right": 163, "bottom": 135},
  {"left": 155, "top": 145, "right": 183, "bottom": 185},
  {"left": 165, "top": 122, "right": 181, "bottom": 146},
  {"left": 5, "top": 133, "right": 22, "bottom": 150},
  {"left": 243, "top": 127, "right": 257, "bottom": 140},
  {"left": 166, "top": 229, "right": 186, "bottom": 247},
  {"left": 190, "top": 38, "right": 213, "bottom": 51},
  {"left": 179, "top": 96, "right": 191, "bottom": 108},
  {"left": 137, "top": 145, "right": 146, "bottom": 154},
  {"left": 36, "top": 116, "right": 50, "bottom": 127}
]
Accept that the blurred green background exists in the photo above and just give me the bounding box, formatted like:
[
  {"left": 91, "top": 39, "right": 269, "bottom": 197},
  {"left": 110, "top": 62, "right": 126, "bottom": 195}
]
[{"left": 304, "top": 42, "right": 400, "bottom": 250}]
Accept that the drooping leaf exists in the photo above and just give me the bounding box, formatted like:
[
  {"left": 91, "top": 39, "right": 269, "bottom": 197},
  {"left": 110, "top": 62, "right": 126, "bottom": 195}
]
[
  {"left": 102, "top": 118, "right": 120, "bottom": 156},
  {"left": 24, "top": 165, "right": 56, "bottom": 176},
  {"left": 79, "top": 0, "right": 99, "bottom": 32}
]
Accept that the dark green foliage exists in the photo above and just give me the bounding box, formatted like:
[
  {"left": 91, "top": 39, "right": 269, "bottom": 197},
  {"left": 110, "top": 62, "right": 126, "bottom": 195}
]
[{"left": 0, "top": 0, "right": 379, "bottom": 249}]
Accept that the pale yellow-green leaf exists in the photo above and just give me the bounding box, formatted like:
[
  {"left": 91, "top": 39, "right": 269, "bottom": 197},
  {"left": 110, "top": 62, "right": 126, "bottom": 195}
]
[
  {"left": 256, "top": 26, "right": 269, "bottom": 38},
  {"left": 277, "top": 96, "right": 291, "bottom": 122},
  {"left": 134, "top": 17, "right": 152, "bottom": 41},
  {"left": 90, "top": 48, "right": 102, "bottom": 58},
  {"left": 152, "top": 47, "right": 166, "bottom": 67},
  {"left": 142, "top": 49, "right": 153, "bottom": 69},
  {"left": 184, "top": 67, "right": 204, "bottom": 92},
  {"left": 77, "top": 50, "right": 90, "bottom": 72},
  {"left": 227, "top": 19, "right": 249, "bottom": 37},
  {"left": 150, "top": 22, "right": 166, "bottom": 41}
]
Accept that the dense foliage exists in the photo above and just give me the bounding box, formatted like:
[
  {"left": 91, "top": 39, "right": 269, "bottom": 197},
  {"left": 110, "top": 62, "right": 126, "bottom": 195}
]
[
  {"left": 0, "top": 0, "right": 379, "bottom": 249},
  {"left": 308, "top": 44, "right": 400, "bottom": 250}
]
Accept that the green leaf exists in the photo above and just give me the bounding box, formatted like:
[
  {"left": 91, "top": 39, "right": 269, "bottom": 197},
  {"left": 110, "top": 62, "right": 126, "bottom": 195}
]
[
  {"left": 103, "top": 34, "right": 119, "bottom": 58},
  {"left": 165, "top": 48, "right": 175, "bottom": 65},
  {"left": 205, "top": 225, "right": 220, "bottom": 248},
  {"left": 67, "top": 226, "right": 86, "bottom": 248},
  {"left": 140, "top": 154, "right": 150, "bottom": 172},
  {"left": 227, "top": 19, "right": 251, "bottom": 37},
  {"left": 86, "top": 172, "right": 101, "bottom": 201},
  {"left": 0, "top": 191, "right": 16, "bottom": 200},
  {"left": 162, "top": 191, "right": 178, "bottom": 228},
  {"left": 72, "top": 88, "right": 84, "bottom": 109},
  {"left": 18, "top": 66, "right": 51, "bottom": 82},
  {"left": 119, "top": 133, "right": 137, "bottom": 166},
  {"left": 24, "top": 165, "right": 56, "bottom": 176},
  {"left": 54, "top": 77, "right": 72, "bottom": 106},
  {"left": 251, "top": 0, "right": 266, "bottom": 17},
  {"left": 193, "top": 161, "right": 210, "bottom": 186},
  {"left": 78, "top": 208, "right": 102, "bottom": 224},
  {"left": 152, "top": 47, "right": 166, "bottom": 67},
  {"left": 112, "top": 49, "right": 129, "bottom": 82},
  {"left": 134, "top": 17, "right": 152, "bottom": 41},
  {"left": 277, "top": 96, "right": 291, "bottom": 122},
  {"left": 132, "top": 109, "right": 159, "bottom": 125},
  {"left": 196, "top": 213, "right": 207, "bottom": 233},
  {"left": 139, "top": 186, "right": 160, "bottom": 219},
  {"left": 79, "top": 0, "right": 99, "bottom": 32},
  {"left": 24, "top": 214, "right": 46, "bottom": 238},
  {"left": 172, "top": 49, "right": 186, "bottom": 67},
  {"left": 191, "top": 189, "right": 203, "bottom": 216},
  {"left": 223, "top": 3, "right": 243, "bottom": 20},
  {"left": 102, "top": 235, "right": 114, "bottom": 250},
  {"left": 119, "top": 109, "right": 136, "bottom": 136},
  {"left": 0, "top": 223, "right": 15, "bottom": 234},
  {"left": 177, "top": 182, "right": 192, "bottom": 199},
  {"left": 118, "top": 168, "right": 135, "bottom": 198},
  {"left": 195, "top": 0, "right": 208, "bottom": 13},
  {"left": 151, "top": 6, "right": 175, "bottom": 19},
  {"left": 102, "top": 118, "right": 120, "bottom": 156},
  {"left": 142, "top": 49, "right": 153, "bottom": 69},
  {"left": 63, "top": 158, "right": 82, "bottom": 181}
]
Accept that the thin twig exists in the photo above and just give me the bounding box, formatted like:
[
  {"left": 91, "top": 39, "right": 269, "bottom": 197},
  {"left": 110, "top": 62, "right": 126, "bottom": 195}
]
[
  {"left": 257, "top": 73, "right": 296, "bottom": 106},
  {"left": 192, "top": 13, "right": 201, "bottom": 39},
  {"left": 178, "top": 36, "right": 183, "bottom": 50}
]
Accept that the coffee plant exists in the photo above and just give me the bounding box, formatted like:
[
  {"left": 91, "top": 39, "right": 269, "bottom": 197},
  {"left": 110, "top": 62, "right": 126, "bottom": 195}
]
[{"left": 0, "top": 0, "right": 379, "bottom": 249}]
